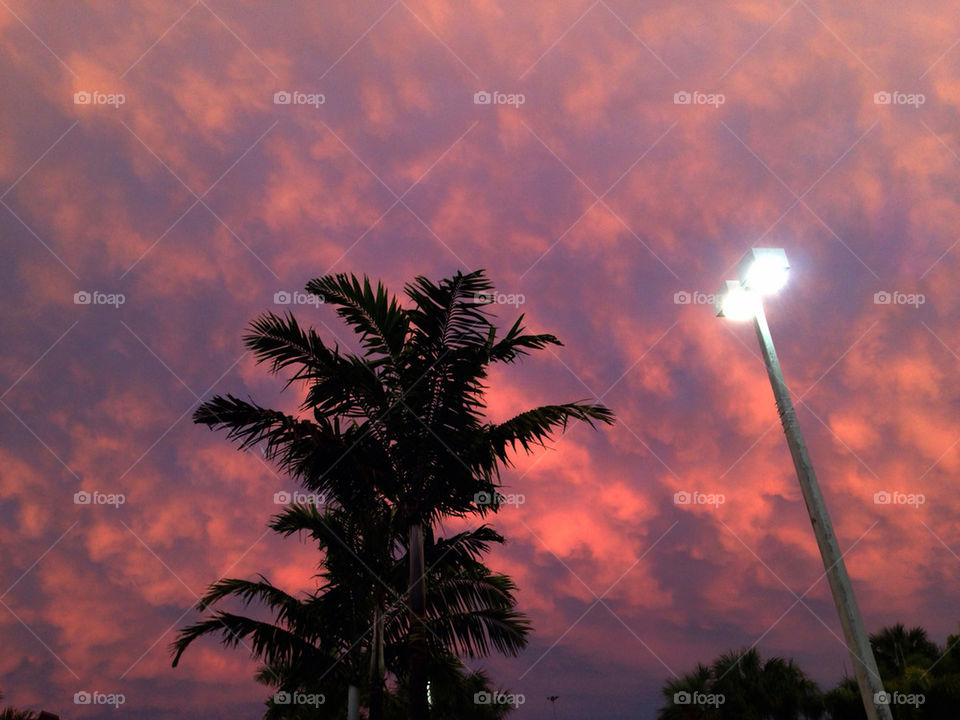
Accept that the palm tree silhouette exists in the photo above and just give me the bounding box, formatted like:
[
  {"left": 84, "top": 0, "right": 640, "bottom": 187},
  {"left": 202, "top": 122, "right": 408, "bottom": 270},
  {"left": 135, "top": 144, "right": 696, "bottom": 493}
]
[
  {"left": 172, "top": 500, "right": 529, "bottom": 718},
  {"left": 869, "top": 623, "right": 940, "bottom": 680},
  {"left": 188, "top": 270, "right": 614, "bottom": 718},
  {"left": 660, "top": 648, "right": 822, "bottom": 719},
  {"left": 0, "top": 691, "right": 40, "bottom": 720}
]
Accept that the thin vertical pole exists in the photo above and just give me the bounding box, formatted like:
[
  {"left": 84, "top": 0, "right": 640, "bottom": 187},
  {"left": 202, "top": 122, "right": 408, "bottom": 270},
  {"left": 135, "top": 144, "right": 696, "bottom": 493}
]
[{"left": 752, "top": 302, "right": 891, "bottom": 720}]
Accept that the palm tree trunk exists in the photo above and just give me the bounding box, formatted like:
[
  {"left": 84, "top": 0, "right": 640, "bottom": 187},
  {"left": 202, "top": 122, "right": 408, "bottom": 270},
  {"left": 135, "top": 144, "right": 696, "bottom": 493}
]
[
  {"left": 347, "top": 684, "right": 359, "bottom": 720},
  {"left": 408, "top": 522, "right": 429, "bottom": 720},
  {"left": 369, "top": 601, "right": 386, "bottom": 720}
]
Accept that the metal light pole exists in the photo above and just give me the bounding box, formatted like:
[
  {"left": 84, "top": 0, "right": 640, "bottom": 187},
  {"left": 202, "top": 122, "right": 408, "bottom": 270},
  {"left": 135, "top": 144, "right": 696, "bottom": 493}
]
[{"left": 717, "top": 249, "right": 892, "bottom": 720}]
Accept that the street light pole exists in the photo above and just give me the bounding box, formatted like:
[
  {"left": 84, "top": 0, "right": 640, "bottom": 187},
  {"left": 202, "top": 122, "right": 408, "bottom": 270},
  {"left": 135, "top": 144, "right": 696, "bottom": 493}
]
[{"left": 752, "top": 301, "right": 891, "bottom": 720}]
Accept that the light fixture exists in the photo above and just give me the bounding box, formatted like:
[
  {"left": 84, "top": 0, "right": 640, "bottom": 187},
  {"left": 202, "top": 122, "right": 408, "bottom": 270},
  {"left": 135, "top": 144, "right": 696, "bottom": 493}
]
[
  {"left": 737, "top": 247, "right": 790, "bottom": 296},
  {"left": 715, "top": 280, "right": 759, "bottom": 321}
]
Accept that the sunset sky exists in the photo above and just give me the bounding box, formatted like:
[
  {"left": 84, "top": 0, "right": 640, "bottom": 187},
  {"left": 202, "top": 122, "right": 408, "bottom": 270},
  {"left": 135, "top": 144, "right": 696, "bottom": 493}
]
[{"left": 3, "top": 2, "right": 960, "bottom": 718}]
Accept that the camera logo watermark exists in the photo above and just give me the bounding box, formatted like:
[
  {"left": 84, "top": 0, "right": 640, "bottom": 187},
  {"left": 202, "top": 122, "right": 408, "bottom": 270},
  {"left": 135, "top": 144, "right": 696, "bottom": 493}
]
[
  {"left": 674, "top": 290, "right": 717, "bottom": 305},
  {"left": 274, "top": 691, "right": 325, "bottom": 707},
  {"left": 274, "top": 490, "right": 322, "bottom": 506},
  {"left": 273, "top": 91, "right": 325, "bottom": 108},
  {"left": 473, "top": 291, "right": 525, "bottom": 308},
  {"left": 674, "top": 691, "right": 725, "bottom": 708},
  {"left": 74, "top": 490, "right": 126, "bottom": 508},
  {"left": 474, "top": 691, "right": 525, "bottom": 708},
  {"left": 74, "top": 91, "right": 125, "bottom": 108},
  {"left": 74, "top": 691, "right": 125, "bottom": 708},
  {"left": 474, "top": 90, "right": 525, "bottom": 108},
  {"left": 874, "top": 691, "right": 925, "bottom": 708},
  {"left": 874, "top": 491, "right": 925, "bottom": 508},
  {"left": 74, "top": 290, "right": 125, "bottom": 308},
  {"left": 674, "top": 90, "right": 725, "bottom": 108},
  {"left": 674, "top": 490, "right": 725, "bottom": 509},
  {"left": 474, "top": 491, "right": 525, "bottom": 508},
  {"left": 874, "top": 91, "right": 925, "bottom": 108},
  {"left": 874, "top": 291, "right": 924, "bottom": 308},
  {"left": 274, "top": 290, "right": 323, "bottom": 307}
]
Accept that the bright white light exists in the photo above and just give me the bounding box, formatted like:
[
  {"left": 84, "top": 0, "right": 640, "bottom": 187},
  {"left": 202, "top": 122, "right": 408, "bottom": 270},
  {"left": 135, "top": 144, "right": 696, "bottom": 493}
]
[
  {"left": 738, "top": 248, "right": 789, "bottom": 296},
  {"left": 717, "top": 283, "right": 760, "bottom": 321},
  {"left": 744, "top": 256, "right": 789, "bottom": 295}
]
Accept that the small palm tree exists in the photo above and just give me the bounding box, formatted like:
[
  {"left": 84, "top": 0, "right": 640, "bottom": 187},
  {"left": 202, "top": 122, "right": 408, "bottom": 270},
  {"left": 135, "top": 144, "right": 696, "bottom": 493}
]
[
  {"left": 172, "top": 508, "right": 372, "bottom": 716},
  {"left": 660, "top": 648, "right": 823, "bottom": 719},
  {"left": 194, "top": 270, "right": 614, "bottom": 718},
  {"left": 0, "top": 692, "right": 37, "bottom": 720},
  {"left": 172, "top": 502, "right": 529, "bottom": 719},
  {"left": 0, "top": 710, "right": 37, "bottom": 720},
  {"left": 661, "top": 664, "right": 716, "bottom": 720},
  {"left": 822, "top": 676, "right": 863, "bottom": 720},
  {"left": 870, "top": 624, "right": 940, "bottom": 680}
]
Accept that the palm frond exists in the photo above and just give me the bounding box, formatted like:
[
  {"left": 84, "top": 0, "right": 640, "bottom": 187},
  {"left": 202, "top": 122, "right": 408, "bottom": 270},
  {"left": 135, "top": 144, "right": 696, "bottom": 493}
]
[
  {"left": 196, "top": 576, "right": 302, "bottom": 617},
  {"left": 305, "top": 274, "right": 409, "bottom": 360},
  {"left": 170, "top": 612, "right": 324, "bottom": 669},
  {"left": 485, "top": 402, "right": 615, "bottom": 459},
  {"left": 193, "top": 394, "right": 311, "bottom": 453},
  {"left": 244, "top": 311, "right": 337, "bottom": 382},
  {"left": 404, "top": 270, "right": 494, "bottom": 353},
  {"left": 425, "top": 605, "right": 531, "bottom": 658},
  {"left": 487, "top": 315, "right": 562, "bottom": 364},
  {"left": 426, "top": 525, "right": 504, "bottom": 567}
]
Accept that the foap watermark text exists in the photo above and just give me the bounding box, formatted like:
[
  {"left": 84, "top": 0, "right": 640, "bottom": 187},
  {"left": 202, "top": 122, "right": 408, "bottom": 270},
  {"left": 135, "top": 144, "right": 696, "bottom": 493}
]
[
  {"left": 274, "top": 290, "right": 323, "bottom": 307},
  {"left": 674, "top": 691, "right": 725, "bottom": 708},
  {"left": 474, "top": 491, "right": 525, "bottom": 508},
  {"left": 74, "top": 490, "right": 126, "bottom": 508},
  {"left": 274, "top": 490, "right": 323, "bottom": 505},
  {"left": 674, "top": 290, "right": 717, "bottom": 305},
  {"left": 274, "top": 91, "right": 325, "bottom": 108},
  {"left": 74, "top": 290, "right": 125, "bottom": 308},
  {"left": 674, "top": 90, "right": 725, "bottom": 108},
  {"left": 274, "top": 691, "right": 325, "bottom": 707},
  {"left": 474, "top": 691, "right": 525, "bottom": 708},
  {"left": 474, "top": 291, "right": 525, "bottom": 308},
  {"left": 74, "top": 90, "right": 125, "bottom": 108},
  {"left": 874, "top": 291, "right": 924, "bottom": 308},
  {"left": 674, "top": 490, "right": 725, "bottom": 509},
  {"left": 874, "top": 91, "right": 925, "bottom": 108},
  {"left": 74, "top": 691, "right": 125, "bottom": 708},
  {"left": 874, "top": 491, "right": 925, "bottom": 508},
  {"left": 474, "top": 91, "right": 525, "bottom": 108},
  {"left": 875, "top": 691, "right": 925, "bottom": 708}
]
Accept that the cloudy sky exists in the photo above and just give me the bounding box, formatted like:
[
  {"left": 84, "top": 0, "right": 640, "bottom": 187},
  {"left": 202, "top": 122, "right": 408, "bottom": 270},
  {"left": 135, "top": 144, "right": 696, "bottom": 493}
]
[{"left": 3, "top": 1, "right": 960, "bottom": 718}]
